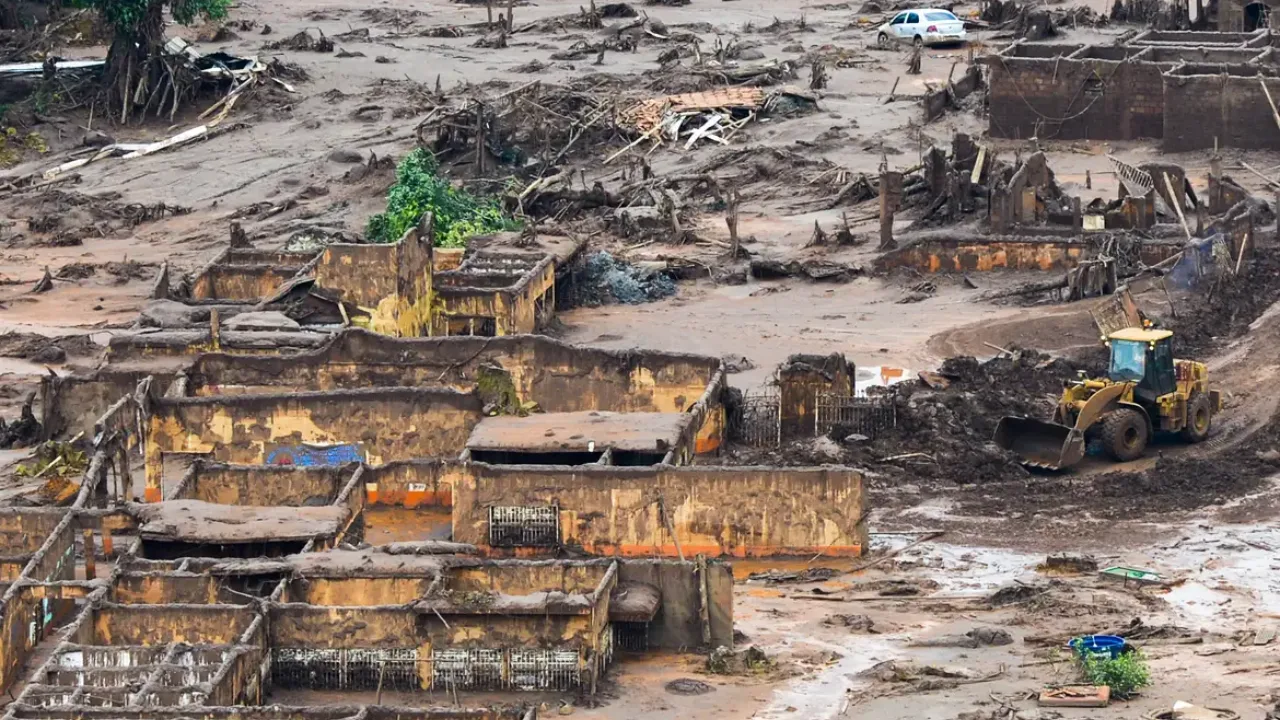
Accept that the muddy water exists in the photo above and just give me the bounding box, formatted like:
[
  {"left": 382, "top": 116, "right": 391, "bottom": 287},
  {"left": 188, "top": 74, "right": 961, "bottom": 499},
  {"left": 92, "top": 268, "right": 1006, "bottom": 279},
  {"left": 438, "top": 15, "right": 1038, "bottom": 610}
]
[{"left": 362, "top": 506, "right": 452, "bottom": 544}]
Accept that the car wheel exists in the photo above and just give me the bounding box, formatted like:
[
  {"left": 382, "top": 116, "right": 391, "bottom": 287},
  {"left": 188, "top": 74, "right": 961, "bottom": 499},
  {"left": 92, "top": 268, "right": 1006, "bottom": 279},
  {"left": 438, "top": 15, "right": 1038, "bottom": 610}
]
[
  {"left": 877, "top": 32, "right": 891, "bottom": 48},
  {"left": 913, "top": 35, "right": 924, "bottom": 47}
]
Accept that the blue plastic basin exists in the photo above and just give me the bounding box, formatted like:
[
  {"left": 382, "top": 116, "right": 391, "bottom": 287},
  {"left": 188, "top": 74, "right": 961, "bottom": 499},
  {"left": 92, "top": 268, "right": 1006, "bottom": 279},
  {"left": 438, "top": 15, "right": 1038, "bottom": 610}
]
[{"left": 1071, "top": 634, "right": 1126, "bottom": 659}]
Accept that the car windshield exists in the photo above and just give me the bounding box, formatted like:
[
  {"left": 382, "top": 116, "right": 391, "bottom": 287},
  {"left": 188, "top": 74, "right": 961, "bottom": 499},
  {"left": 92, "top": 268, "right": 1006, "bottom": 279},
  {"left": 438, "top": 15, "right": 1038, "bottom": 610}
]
[
  {"left": 925, "top": 11, "right": 957, "bottom": 20},
  {"left": 1109, "top": 340, "right": 1146, "bottom": 382}
]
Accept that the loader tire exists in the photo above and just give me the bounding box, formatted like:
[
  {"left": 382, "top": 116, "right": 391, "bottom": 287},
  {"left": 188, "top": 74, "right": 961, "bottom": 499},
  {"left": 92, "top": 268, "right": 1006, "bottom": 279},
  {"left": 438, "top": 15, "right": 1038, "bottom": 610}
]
[
  {"left": 1101, "top": 408, "right": 1148, "bottom": 462},
  {"left": 1180, "top": 392, "right": 1212, "bottom": 443}
]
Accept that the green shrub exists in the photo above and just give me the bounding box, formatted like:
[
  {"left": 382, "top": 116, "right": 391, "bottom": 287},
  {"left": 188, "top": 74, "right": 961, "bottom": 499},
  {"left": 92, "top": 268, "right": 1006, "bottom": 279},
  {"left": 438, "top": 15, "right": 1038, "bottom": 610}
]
[
  {"left": 1077, "top": 649, "right": 1151, "bottom": 699},
  {"left": 366, "top": 149, "right": 519, "bottom": 247}
]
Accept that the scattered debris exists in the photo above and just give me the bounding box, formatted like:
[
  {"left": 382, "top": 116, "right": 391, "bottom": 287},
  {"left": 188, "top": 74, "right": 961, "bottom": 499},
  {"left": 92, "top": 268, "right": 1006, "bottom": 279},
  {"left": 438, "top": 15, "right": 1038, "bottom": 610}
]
[
  {"left": 707, "top": 645, "right": 774, "bottom": 675},
  {"left": 664, "top": 678, "right": 714, "bottom": 695}
]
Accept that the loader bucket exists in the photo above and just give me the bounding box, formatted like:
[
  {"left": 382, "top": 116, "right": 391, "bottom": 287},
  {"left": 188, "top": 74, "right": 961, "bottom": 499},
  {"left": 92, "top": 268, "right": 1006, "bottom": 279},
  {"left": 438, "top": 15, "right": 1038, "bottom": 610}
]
[{"left": 993, "top": 416, "right": 1086, "bottom": 470}]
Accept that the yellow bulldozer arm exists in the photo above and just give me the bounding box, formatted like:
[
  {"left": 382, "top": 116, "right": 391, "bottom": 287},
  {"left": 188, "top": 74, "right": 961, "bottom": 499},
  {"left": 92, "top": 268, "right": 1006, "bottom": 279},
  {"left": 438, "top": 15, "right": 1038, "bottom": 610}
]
[{"left": 994, "top": 383, "right": 1131, "bottom": 470}]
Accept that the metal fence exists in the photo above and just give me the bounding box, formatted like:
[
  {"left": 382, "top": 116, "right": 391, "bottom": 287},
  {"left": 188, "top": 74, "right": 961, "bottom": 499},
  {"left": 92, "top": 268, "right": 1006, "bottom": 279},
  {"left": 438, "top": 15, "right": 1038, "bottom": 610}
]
[
  {"left": 736, "top": 391, "right": 781, "bottom": 448},
  {"left": 432, "top": 648, "right": 582, "bottom": 691},
  {"left": 488, "top": 505, "right": 560, "bottom": 547},
  {"left": 272, "top": 648, "right": 419, "bottom": 690},
  {"left": 814, "top": 393, "right": 897, "bottom": 439}
]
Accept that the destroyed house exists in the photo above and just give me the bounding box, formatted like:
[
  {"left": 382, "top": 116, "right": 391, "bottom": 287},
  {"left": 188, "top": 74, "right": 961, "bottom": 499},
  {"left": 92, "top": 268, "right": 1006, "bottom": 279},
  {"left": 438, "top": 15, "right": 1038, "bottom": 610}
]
[
  {"left": 136, "top": 330, "right": 728, "bottom": 495},
  {"left": 34, "top": 326, "right": 867, "bottom": 560},
  {"left": 433, "top": 250, "right": 556, "bottom": 337},
  {"left": 145, "top": 226, "right": 585, "bottom": 350},
  {"left": 0, "top": 404, "right": 733, "bottom": 711},
  {"left": 986, "top": 31, "right": 1280, "bottom": 150}
]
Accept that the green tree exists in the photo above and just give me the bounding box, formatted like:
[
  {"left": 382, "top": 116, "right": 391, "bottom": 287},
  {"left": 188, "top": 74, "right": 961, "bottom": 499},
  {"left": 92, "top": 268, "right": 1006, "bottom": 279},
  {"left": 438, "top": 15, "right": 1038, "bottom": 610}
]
[{"left": 74, "top": 0, "right": 230, "bottom": 122}]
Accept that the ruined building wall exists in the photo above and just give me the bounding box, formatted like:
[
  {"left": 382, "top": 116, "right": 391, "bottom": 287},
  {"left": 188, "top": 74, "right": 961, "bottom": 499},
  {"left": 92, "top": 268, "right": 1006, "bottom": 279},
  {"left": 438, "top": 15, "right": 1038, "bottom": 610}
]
[
  {"left": 144, "top": 389, "right": 483, "bottom": 500},
  {"left": 451, "top": 464, "right": 867, "bottom": 558},
  {"left": 111, "top": 573, "right": 229, "bottom": 605},
  {"left": 190, "top": 266, "right": 300, "bottom": 302},
  {"left": 0, "top": 509, "right": 69, "bottom": 580},
  {"left": 314, "top": 226, "right": 435, "bottom": 337},
  {"left": 446, "top": 562, "right": 607, "bottom": 595},
  {"left": 0, "top": 510, "right": 78, "bottom": 694},
  {"left": 618, "top": 559, "right": 734, "bottom": 650},
  {"left": 778, "top": 354, "right": 854, "bottom": 441},
  {"left": 1163, "top": 69, "right": 1280, "bottom": 151},
  {"left": 987, "top": 55, "right": 1166, "bottom": 140},
  {"left": 183, "top": 331, "right": 725, "bottom": 455},
  {"left": 362, "top": 460, "right": 455, "bottom": 507},
  {"left": 434, "top": 258, "right": 556, "bottom": 337},
  {"left": 876, "top": 238, "right": 1090, "bottom": 272},
  {"left": 187, "top": 331, "right": 720, "bottom": 414},
  {"left": 90, "top": 603, "right": 255, "bottom": 645},
  {"left": 285, "top": 577, "right": 435, "bottom": 606},
  {"left": 876, "top": 237, "right": 1186, "bottom": 273},
  {"left": 176, "top": 462, "right": 351, "bottom": 506},
  {"left": 40, "top": 369, "right": 169, "bottom": 442}
]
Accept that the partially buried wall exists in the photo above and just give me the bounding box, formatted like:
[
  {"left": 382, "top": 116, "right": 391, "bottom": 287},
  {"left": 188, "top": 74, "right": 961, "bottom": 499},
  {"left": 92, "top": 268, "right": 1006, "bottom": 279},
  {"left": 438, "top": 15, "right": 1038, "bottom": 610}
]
[
  {"left": 986, "top": 47, "right": 1167, "bottom": 140},
  {"left": 184, "top": 330, "right": 727, "bottom": 456},
  {"left": 40, "top": 369, "right": 172, "bottom": 441},
  {"left": 313, "top": 224, "right": 434, "bottom": 337},
  {"left": 874, "top": 236, "right": 1185, "bottom": 273},
  {"left": 450, "top": 464, "right": 867, "bottom": 558},
  {"left": 143, "top": 388, "right": 482, "bottom": 500},
  {"left": 1163, "top": 65, "right": 1280, "bottom": 151},
  {"left": 173, "top": 461, "right": 353, "bottom": 506},
  {"left": 433, "top": 254, "right": 556, "bottom": 337},
  {"left": 189, "top": 249, "right": 318, "bottom": 302}
]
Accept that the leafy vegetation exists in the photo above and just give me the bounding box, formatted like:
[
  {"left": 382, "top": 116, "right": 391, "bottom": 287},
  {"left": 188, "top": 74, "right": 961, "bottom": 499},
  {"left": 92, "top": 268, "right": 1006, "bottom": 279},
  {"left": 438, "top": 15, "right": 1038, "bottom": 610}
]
[
  {"left": 16, "top": 441, "right": 88, "bottom": 478},
  {"left": 366, "top": 148, "right": 519, "bottom": 248},
  {"left": 1076, "top": 648, "right": 1151, "bottom": 699},
  {"left": 74, "top": 0, "right": 230, "bottom": 30},
  {"left": 0, "top": 127, "right": 49, "bottom": 167}
]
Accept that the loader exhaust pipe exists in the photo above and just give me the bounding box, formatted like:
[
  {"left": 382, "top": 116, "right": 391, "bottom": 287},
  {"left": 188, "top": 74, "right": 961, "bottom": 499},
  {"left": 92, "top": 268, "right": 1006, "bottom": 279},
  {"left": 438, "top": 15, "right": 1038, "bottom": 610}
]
[{"left": 993, "top": 416, "right": 1087, "bottom": 470}]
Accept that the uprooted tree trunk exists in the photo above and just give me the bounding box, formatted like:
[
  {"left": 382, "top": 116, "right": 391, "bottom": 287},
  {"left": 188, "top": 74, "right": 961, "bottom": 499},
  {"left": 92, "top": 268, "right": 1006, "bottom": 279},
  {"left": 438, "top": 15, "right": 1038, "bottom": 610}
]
[{"left": 103, "top": 1, "right": 192, "bottom": 123}]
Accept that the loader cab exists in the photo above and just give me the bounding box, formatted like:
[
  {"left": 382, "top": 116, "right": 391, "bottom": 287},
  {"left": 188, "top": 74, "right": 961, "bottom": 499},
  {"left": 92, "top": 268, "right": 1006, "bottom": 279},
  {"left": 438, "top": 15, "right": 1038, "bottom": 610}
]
[{"left": 1107, "top": 328, "right": 1176, "bottom": 403}]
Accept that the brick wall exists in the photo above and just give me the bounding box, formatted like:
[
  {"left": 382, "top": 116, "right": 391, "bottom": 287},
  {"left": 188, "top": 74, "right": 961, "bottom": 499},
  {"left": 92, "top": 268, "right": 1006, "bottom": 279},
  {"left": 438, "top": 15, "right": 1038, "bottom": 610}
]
[
  {"left": 1163, "top": 70, "right": 1280, "bottom": 151},
  {"left": 987, "top": 56, "right": 1166, "bottom": 140}
]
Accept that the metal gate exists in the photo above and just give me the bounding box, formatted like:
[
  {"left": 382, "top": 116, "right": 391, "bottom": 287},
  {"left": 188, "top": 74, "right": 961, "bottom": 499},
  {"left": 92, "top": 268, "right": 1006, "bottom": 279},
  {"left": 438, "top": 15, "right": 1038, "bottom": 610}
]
[
  {"left": 488, "top": 505, "right": 560, "bottom": 547},
  {"left": 431, "top": 648, "right": 581, "bottom": 691},
  {"left": 272, "top": 648, "right": 418, "bottom": 690},
  {"left": 736, "top": 391, "right": 781, "bottom": 448},
  {"left": 814, "top": 393, "right": 896, "bottom": 439}
]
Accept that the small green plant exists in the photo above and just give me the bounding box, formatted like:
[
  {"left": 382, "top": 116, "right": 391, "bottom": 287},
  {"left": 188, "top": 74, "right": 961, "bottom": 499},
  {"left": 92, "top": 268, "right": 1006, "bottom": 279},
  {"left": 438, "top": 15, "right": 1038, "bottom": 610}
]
[
  {"left": 366, "top": 149, "right": 520, "bottom": 248},
  {"left": 1077, "top": 649, "right": 1150, "bottom": 699}
]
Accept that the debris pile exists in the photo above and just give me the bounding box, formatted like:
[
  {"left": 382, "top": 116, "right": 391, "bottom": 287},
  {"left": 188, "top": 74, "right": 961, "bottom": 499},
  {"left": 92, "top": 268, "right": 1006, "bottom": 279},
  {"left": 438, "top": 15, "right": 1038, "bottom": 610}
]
[
  {"left": 830, "top": 348, "right": 1095, "bottom": 482},
  {"left": 416, "top": 81, "right": 616, "bottom": 176},
  {"left": 1168, "top": 244, "right": 1280, "bottom": 356},
  {"left": 0, "top": 332, "right": 97, "bottom": 363},
  {"left": 566, "top": 250, "right": 677, "bottom": 306},
  {"left": 616, "top": 86, "right": 815, "bottom": 154}
]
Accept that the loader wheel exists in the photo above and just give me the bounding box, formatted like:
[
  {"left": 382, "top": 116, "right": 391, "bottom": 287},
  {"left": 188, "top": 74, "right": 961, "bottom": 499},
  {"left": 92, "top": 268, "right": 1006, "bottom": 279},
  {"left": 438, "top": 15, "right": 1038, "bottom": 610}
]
[
  {"left": 1180, "top": 392, "right": 1213, "bottom": 443},
  {"left": 1101, "top": 408, "right": 1148, "bottom": 462}
]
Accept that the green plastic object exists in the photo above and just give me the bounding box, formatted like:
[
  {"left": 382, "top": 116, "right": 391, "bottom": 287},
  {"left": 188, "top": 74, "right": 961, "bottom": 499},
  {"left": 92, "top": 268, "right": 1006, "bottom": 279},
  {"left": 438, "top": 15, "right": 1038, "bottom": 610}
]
[{"left": 1099, "top": 566, "right": 1162, "bottom": 584}]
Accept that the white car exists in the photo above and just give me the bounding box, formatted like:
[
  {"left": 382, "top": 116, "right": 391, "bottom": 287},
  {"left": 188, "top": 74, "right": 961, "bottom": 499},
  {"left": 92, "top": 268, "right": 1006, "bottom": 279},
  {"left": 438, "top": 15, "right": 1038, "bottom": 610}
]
[{"left": 876, "top": 9, "right": 968, "bottom": 47}]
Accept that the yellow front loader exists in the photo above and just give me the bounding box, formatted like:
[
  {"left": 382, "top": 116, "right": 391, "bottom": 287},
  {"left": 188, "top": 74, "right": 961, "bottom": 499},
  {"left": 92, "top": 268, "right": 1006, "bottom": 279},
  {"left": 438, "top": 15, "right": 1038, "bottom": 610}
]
[{"left": 994, "top": 328, "right": 1221, "bottom": 470}]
